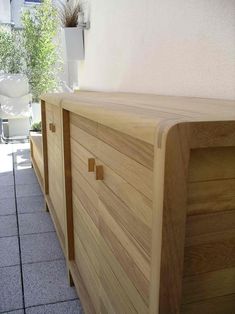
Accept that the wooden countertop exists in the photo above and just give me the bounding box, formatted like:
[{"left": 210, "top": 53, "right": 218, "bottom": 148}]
[{"left": 41, "top": 91, "right": 235, "bottom": 145}]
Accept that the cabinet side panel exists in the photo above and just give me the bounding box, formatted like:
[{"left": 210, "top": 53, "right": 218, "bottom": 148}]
[{"left": 182, "top": 146, "right": 235, "bottom": 312}]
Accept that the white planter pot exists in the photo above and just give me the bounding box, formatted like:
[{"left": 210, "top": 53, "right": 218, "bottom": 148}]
[
  {"left": 31, "top": 102, "right": 41, "bottom": 123},
  {"left": 62, "top": 27, "right": 84, "bottom": 61}
]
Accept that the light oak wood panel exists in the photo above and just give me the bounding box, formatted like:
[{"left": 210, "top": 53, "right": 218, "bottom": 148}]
[
  {"left": 185, "top": 229, "right": 235, "bottom": 247},
  {"left": 45, "top": 104, "right": 66, "bottom": 243},
  {"left": 100, "top": 288, "right": 115, "bottom": 314},
  {"left": 155, "top": 123, "right": 190, "bottom": 314},
  {"left": 73, "top": 231, "right": 100, "bottom": 312},
  {"left": 43, "top": 92, "right": 235, "bottom": 146},
  {"left": 45, "top": 194, "right": 65, "bottom": 253},
  {"left": 73, "top": 195, "right": 100, "bottom": 278},
  {"left": 30, "top": 133, "right": 44, "bottom": 187},
  {"left": 188, "top": 179, "right": 235, "bottom": 215},
  {"left": 99, "top": 215, "right": 150, "bottom": 305},
  {"left": 71, "top": 138, "right": 152, "bottom": 227},
  {"left": 72, "top": 167, "right": 99, "bottom": 228},
  {"left": 71, "top": 147, "right": 151, "bottom": 307},
  {"left": 99, "top": 229, "right": 148, "bottom": 313},
  {"left": 70, "top": 123, "right": 153, "bottom": 200},
  {"left": 69, "top": 260, "right": 96, "bottom": 314},
  {"left": 71, "top": 139, "right": 99, "bottom": 193},
  {"left": 188, "top": 147, "right": 235, "bottom": 182},
  {"left": 70, "top": 113, "right": 154, "bottom": 170},
  {"left": 62, "top": 110, "right": 74, "bottom": 262},
  {"left": 189, "top": 121, "right": 235, "bottom": 149},
  {"left": 186, "top": 210, "right": 235, "bottom": 237},
  {"left": 41, "top": 100, "right": 48, "bottom": 194},
  {"left": 98, "top": 175, "right": 152, "bottom": 258},
  {"left": 102, "top": 162, "right": 152, "bottom": 228},
  {"left": 33, "top": 146, "right": 43, "bottom": 178},
  {"left": 99, "top": 256, "right": 137, "bottom": 314},
  {"left": 181, "top": 293, "right": 235, "bottom": 314},
  {"left": 182, "top": 267, "right": 235, "bottom": 304},
  {"left": 99, "top": 199, "right": 150, "bottom": 283},
  {"left": 184, "top": 231, "right": 235, "bottom": 276}
]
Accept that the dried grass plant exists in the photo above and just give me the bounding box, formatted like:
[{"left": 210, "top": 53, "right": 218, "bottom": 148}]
[{"left": 58, "top": 0, "right": 82, "bottom": 27}]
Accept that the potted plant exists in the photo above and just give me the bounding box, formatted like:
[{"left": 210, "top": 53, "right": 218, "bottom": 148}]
[
  {"left": 59, "top": 0, "right": 84, "bottom": 61},
  {"left": 22, "top": 0, "right": 61, "bottom": 123},
  {"left": 30, "top": 121, "right": 42, "bottom": 133},
  {"left": 22, "top": 0, "right": 61, "bottom": 102}
]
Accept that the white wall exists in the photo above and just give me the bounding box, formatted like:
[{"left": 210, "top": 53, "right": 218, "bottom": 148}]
[
  {"left": 0, "top": 0, "right": 11, "bottom": 23},
  {"left": 80, "top": 0, "right": 235, "bottom": 100}
]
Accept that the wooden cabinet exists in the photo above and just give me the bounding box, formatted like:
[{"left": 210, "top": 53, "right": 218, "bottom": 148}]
[
  {"left": 30, "top": 132, "right": 44, "bottom": 189},
  {"left": 41, "top": 92, "right": 235, "bottom": 314}
]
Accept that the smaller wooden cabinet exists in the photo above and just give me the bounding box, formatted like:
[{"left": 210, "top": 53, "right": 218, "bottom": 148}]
[
  {"left": 30, "top": 132, "right": 44, "bottom": 189},
  {"left": 40, "top": 92, "right": 235, "bottom": 314}
]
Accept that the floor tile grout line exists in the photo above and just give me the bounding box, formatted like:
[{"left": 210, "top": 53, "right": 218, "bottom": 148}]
[
  {"left": 21, "top": 257, "right": 65, "bottom": 267},
  {"left": 11, "top": 145, "right": 26, "bottom": 314},
  {"left": 0, "top": 234, "right": 18, "bottom": 239},
  {"left": 0, "top": 297, "right": 80, "bottom": 313},
  {"left": 19, "top": 230, "right": 56, "bottom": 236},
  {"left": 0, "top": 307, "right": 23, "bottom": 314},
  {"left": 24, "top": 298, "right": 79, "bottom": 311},
  {"left": 0, "top": 213, "right": 17, "bottom": 217},
  {"left": 17, "top": 211, "right": 49, "bottom": 216},
  {"left": 0, "top": 230, "right": 56, "bottom": 239},
  {"left": 0, "top": 263, "right": 21, "bottom": 269},
  {"left": 0, "top": 257, "right": 65, "bottom": 269}
]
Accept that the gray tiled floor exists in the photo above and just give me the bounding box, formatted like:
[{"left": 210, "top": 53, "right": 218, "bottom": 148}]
[
  {"left": 23, "top": 260, "right": 77, "bottom": 307},
  {"left": 17, "top": 195, "right": 45, "bottom": 214},
  {"left": 20, "top": 232, "right": 63, "bottom": 264},
  {"left": 0, "top": 197, "right": 16, "bottom": 216},
  {"left": 18, "top": 212, "right": 55, "bottom": 235},
  {"left": 25, "top": 300, "right": 83, "bottom": 314},
  {"left": 0, "top": 265, "right": 23, "bottom": 312},
  {"left": 0, "top": 143, "right": 82, "bottom": 314},
  {"left": 0, "top": 215, "right": 18, "bottom": 237},
  {"left": 0, "top": 236, "right": 20, "bottom": 267}
]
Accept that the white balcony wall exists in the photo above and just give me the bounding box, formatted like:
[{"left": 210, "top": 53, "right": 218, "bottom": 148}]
[
  {"left": 0, "top": 0, "right": 11, "bottom": 24},
  {"left": 79, "top": 0, "right": 235, "bottom": 100}
]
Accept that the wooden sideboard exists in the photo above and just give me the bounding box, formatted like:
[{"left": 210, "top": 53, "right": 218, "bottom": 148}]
[{"left": 40, "top": 91, "right": 235, "bottom": 314}]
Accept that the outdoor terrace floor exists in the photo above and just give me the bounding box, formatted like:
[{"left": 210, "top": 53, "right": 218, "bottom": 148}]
[{"left": 0, "top": 142, "right": 83, "bottom": 314}]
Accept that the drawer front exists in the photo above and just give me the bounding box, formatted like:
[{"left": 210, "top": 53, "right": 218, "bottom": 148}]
[{"left": 70, "top": 113, "right": 153, "bottom": 313}]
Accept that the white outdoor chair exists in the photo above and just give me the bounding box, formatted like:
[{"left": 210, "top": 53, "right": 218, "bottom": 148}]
[{"left": 0, "top": 74, "right": 32, "bottom": 141}]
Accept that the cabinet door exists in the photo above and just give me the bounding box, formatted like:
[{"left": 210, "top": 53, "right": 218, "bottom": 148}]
[
  {"left": 70, "top": 113, "right": 101, "bottom": 313},
  {"left": 47, "top": 105, "right": 65, "bottom": 238},
  {"left": 96, "top": 123, "right": 154, "bottom": 313}
]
